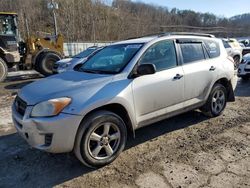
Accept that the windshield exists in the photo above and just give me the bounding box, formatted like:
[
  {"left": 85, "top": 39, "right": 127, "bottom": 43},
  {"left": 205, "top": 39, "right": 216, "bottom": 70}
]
[
  {"left": 73, "top": 48, "right": 98, "bottom": 58},
  {"left": 0, "top": 15, "right": 16, "bottom": 35},
  {"left": 79, "top": 43, "right": 143, "bottom": 74}
]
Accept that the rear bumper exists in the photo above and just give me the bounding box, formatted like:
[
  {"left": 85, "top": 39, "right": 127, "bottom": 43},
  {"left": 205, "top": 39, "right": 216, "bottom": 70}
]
[
  {"left": 238, "top": 63, "right": 250, "bottom": 77},
  {"left": 12, "top": 104, "right": 83, "bottom": 153}
]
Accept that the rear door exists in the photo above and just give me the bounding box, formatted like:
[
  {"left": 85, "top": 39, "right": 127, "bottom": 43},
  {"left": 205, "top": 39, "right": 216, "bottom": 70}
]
[{"left": 178, "top": 39, "right": 217, "bottom": 104}]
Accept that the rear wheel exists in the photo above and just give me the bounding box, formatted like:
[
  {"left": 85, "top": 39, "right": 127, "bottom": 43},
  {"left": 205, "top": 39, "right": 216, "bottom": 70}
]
[
  {"left": 0, "top": 58, "right": 8, "bottom": 82},
  {"left": 74, "top": 110, "right": 127, "bottom": 168},
  {"left": 37, "top": 52, "right": 61, "bottom": 76},
  {"left": 201, "top": 83, "right": 227, "bottom": 117},
  {"left": 34, "top": 53, "right": 45, "bottom": 72}
]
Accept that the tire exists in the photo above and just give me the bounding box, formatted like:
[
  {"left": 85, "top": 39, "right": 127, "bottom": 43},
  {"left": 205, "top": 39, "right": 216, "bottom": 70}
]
[
  {"left": 37, "top": 52, "right": 61, "bottom": 76},
  {"left": 74, "top": 110, "right": 127, "bottom": 168},
  {"left": 241, "top": 76, "right": 249, "bottom": 81},
  {"left": 0, "top": 58, "right": 8, "bottom": 82},
  {"left": 34, "top": 53, "right": 46, "bottom": 72},
  {"left": 201, "top": 83, "right": 227, "bottom": 117}
]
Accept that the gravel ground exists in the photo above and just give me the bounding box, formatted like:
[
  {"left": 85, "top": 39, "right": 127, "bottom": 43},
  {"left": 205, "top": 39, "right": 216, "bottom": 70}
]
[{"left": 0, "top": 71, "right": 250, "bottom": 188}]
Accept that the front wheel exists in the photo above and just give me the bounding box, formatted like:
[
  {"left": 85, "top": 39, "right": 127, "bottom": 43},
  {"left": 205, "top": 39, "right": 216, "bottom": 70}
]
[
  {"left": 74, "top": 111, "right": 127, "bottom": 168},
  {"left": 201, "top": 84, "right": 227, "bottom": 117},
  {"left": 0, "top": 58, "right": 8, "bottom": 82},
  {"left": 37, "top": 52, "right": 61, "bottom": 76}
]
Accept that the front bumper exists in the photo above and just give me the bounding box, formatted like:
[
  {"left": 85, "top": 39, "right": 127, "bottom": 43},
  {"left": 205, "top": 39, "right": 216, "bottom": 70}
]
[{"left": 12, "top": 104, "right": 83, "bottom": 153}]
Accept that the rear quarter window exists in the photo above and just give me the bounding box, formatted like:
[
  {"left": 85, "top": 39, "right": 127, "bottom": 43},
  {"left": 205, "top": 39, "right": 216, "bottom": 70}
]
[
  {"left": 180, "top": 43, "right": 205, "bottom": 64},
  {"left": 204, "top": 40, "right": 221, "bottom": 58},
  {"left": 222, "top": 40, "right": 231, "bottom": 49}
]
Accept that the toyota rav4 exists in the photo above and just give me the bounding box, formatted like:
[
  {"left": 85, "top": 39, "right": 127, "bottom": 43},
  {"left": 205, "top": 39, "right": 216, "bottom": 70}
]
[{"left": 12, "top": 33, "right": 237, "bottom": 168}]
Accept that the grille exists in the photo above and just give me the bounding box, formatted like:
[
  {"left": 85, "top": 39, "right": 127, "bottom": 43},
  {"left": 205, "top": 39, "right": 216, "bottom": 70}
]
[
  {"left": 44, "top": 134, "right": 53, "bottom": 146},
  {"left": 15, "top": 96, "right": 27, "bottom": 116}
]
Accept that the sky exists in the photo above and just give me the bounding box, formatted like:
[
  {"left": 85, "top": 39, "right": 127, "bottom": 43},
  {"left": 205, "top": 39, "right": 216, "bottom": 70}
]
[{"left": 132, "top": 0, "right": 250, "bottom": 18}]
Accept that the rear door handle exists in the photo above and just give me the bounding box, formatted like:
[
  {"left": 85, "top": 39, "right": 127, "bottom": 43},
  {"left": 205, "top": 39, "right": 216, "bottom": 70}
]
[
  {"left": 173, "top": 74, "right": 183, "bottom": 80},
  {"left": 209, "top": 66, "right": 216, "bottom": 71}
]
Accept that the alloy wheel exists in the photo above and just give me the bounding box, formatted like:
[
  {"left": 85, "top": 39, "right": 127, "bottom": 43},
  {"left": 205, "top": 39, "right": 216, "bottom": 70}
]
[
  {"left": 211, "top": 89, "right": 225, "bottom": 114},
  {"left": 87, "top": 122, "right": 121, "bottom": 160}
]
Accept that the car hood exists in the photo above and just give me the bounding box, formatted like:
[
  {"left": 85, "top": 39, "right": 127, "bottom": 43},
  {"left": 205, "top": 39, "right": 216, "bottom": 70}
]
[
  {"left": 66, "top": 58, "right": 87, "bottom": 71},
  {"left": 18, "top": 71, "right": 114, "bottom": 105},
  {"left": 56, "top": 58, "right": 73, "bottom": 64}
]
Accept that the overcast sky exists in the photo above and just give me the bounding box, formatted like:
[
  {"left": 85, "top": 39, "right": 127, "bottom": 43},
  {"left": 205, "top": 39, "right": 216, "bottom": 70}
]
[{"left": 132, "top": 0, "right": 250, "bottom": 18}]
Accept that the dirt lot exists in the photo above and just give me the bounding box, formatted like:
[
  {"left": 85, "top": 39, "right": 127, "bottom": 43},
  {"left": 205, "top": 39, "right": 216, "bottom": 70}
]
[{"left": 1, "top": 71, "right": 250, "bottom": 188}]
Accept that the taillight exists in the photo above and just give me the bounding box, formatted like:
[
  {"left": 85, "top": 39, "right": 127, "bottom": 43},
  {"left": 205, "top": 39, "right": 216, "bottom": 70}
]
[{"left": 227, "top": 56, "right": 234, "bottom": 63}]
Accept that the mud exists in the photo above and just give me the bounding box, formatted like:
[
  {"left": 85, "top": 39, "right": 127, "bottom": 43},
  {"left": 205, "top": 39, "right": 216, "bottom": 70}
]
[{"left": 0, "top": 72, "right": 250, "bottom": 188}]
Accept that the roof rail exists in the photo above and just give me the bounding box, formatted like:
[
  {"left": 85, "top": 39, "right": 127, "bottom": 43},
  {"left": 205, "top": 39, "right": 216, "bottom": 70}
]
[
  {"left": 159, "top": 32, "right": 215, "bottom": 38},
  {"left": 125, "top": 33, "right": 159, "bottom": 40},
  {"left": 125, "top": 32, "right": 215, "bottom": 41}
]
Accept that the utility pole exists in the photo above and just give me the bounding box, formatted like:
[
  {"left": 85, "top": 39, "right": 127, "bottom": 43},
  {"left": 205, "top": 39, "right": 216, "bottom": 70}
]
[
  {"left": 24, "top": 13, "right": 30, "bottom": 38},
  {"left": 48, "top": 0, "right": 59, "bottom": 36}
]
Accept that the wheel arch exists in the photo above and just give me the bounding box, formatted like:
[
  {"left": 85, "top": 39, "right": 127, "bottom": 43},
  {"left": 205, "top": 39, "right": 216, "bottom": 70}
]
[
  {"left": 0, "top": 49, "right": 7, "bottom": 63},
  {"left": 214, "top": 77, "right": 235, "bottom": 102},
  {"left": 74, "top": 103, "right": 135, "bottom": 149}
]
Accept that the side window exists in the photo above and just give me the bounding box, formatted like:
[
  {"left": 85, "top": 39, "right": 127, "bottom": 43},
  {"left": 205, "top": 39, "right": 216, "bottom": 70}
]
[
  {"left": 203, "top": 40, "right": 220, "bottom": 58},
  {"left": 223, "top": 40, "right": 231, "bottom": 49},
  {"left": 180, "top": 43, "right": 205, "bottom": 64},
  {"left": 139, "top": 40, "right": 177, "bottom": 71}
]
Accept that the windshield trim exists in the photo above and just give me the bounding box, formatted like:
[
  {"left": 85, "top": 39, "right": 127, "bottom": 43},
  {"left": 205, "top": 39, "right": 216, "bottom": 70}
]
[{"left": 77, "top": 43, "right": 145, "bottom": 75}]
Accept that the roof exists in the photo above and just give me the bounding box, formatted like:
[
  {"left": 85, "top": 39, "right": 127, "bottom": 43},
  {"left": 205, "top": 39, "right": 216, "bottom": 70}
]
[
  {"left": 0, "top": 12, "right": 17, "bottom": 16},
  {"left": 113, "top": 32, "right": 215, "bottom": 45},
  {"left": 113, "top": 36, "right": 158, "bottom": 45}
]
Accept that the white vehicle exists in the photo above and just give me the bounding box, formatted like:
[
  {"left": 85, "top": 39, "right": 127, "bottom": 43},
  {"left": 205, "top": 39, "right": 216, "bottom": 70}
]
[
  {"left": 222, "top": 38, "right": 243, "bottom": 66},
  {"left": 238, "top": 53, "right": 250, "bottom": 80},
  {"left": 52, "top": 46, "right": 103, "bottom": 73},
  {"left": 12, "top": 33, "right": 237, "bottom": 167}
]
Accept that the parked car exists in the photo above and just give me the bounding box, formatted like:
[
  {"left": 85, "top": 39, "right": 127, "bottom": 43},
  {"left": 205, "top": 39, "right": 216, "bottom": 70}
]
[
  {"left": 222, "top": 38, "right": 243, "bottom": 67},
  {"left": 52, "top": 46, "right": 103, "bottom": 73},
  {"left": 238, "top": 53, "right": 250, "bottom": 80},
  {"left": 238, "top": 39, "right": 250, "bottom": 56},
  {"left": 12, "top": 33, "right": 237, "bottom": 168}
]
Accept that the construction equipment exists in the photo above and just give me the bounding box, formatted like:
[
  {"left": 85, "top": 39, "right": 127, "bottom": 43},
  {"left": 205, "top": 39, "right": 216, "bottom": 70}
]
[{"left": 0, "top": 12, "right": 63, "bottom": 82}]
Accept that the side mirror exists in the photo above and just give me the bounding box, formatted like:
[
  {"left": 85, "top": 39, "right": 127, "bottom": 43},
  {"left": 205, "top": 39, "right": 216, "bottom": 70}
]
[{"left": 137, "top": 64, "right": 156, "bottom": 76}]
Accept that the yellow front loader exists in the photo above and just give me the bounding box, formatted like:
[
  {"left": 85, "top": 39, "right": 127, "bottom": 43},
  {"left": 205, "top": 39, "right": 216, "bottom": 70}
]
[{"left": 0, "top": 12, "right": 64, "bottom": 82}]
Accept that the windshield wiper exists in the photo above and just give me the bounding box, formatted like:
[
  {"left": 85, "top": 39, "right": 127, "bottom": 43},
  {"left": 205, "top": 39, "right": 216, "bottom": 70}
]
[
  {"left": 80, "top": 68, "right": 116, "bottom": 74},
  {"left": 81, "top": 69, "right": 100, "bottom": 74}
]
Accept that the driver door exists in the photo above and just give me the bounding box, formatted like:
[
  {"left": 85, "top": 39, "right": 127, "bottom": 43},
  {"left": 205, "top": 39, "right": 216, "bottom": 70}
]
[{"left": 132, "top": 40, "right": 184, "bottom": 126}]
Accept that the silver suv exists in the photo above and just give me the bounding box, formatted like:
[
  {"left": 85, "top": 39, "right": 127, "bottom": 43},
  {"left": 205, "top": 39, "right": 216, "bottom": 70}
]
[{"left": 12, "top": 33, "right": 237, "bottom": 168}]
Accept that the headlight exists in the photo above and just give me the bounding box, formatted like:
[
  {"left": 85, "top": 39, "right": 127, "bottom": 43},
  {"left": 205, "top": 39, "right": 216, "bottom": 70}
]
[
  {"left": 240, "top": 59, "right": 246, "bottom": 64},
  {"left": 59, "top": 63, "right": 70, "bottom": 69},
  {"left": 31, "top": 97, "right": 71, "bottom": 117}
]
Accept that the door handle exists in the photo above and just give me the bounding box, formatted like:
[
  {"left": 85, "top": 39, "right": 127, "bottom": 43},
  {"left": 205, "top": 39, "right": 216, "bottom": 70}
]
[
  {"left": 209, "top": 66, "right": 216, "bottom": 71},
  {"left": 173, "top": 74, "right": 183, "bottom": 80}
]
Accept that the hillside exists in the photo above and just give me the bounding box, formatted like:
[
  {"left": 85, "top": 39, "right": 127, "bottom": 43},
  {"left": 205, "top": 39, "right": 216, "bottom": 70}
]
[
  {"left": 231, "top": 13, "right": 250, "bottom": 26},
  {"left": 0, "top": 0, "right": 250, "bottom": 42}
]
